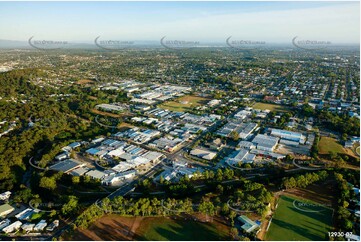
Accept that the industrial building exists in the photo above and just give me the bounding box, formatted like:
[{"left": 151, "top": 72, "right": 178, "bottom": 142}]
[
  {"left": 252, "top": 134, "right": 279, "bottom": 152},
  {"left": 150, "top": 137, "right": 185, "bottom": 152},
  {"left": 0, "top": 219, "right": 10, "bottom": 230},
  {"left": 49, "top": 159, "right": 84, "bottom": 173},
  {"left": 2, "top": 221, "right": 22, "bottom": 233},
  {"left": 237, "top": 215, "right": 260, "bottom": 233},
  {"left": 224, "top": 148, "right": 256, "bottom": 165},
  {"left": 34, "top": 220, "right": 47, "bottom": 231},
  {"left": 15, "top": 208, "right": 34, "bottom": 220},
  {"left": 270, "top": 129, "right": 306, "bottom": 144},
  {"left": 237, "top": 122, "right": 258, "bottom": 139},
  {"left": 190, "top": 148, "right": 217, "bottom": 160},
  {"left": 21, "top": 223, "right": 35, "bottom": 232},
  {"left": 0, "top": 204, "right": 15, "bottom": 217},
  {"left": 234, "top": 109, "right": 252, "bottom": 120},
  {"left": 0, "top": 191, "right": 11, "bottom": 201},
  {"left": 238, "top": 141, "right": 256, "bottom": 150},
  {"left": 46, "top": 220, "right": 59, "bottom": 232},
  {"left": 101, "top": 170, "right": 136, "bottom": 186}
]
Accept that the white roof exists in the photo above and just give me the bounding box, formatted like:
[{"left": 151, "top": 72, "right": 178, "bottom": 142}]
[
  {"left": 34, "top": 220, "right": 47, "bottom": 230},
  {"left": 108, "top": 148, "right": 125, "bottom": 157},
  {"left": 86, "top": 170, "right": 107, "bottom": 179},
  {"left": 190, "top": 149, "right": 217, "bottom": 160},
  {"left": 132, "top": 156, "right": 150, "bottom": 166},
  {"left": 112, "top": 163, "right": 133, "bottom": 172}
]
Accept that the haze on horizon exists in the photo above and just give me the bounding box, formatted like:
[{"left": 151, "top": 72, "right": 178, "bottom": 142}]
[{"left": 0, "top": 1, "right": 359, "bottom": 44}]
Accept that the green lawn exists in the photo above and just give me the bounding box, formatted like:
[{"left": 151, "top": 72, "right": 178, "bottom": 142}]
[
  {"left": 318, "top": 136, "right": 345, "bottom": 155},
  {"left": 158, "top": 95, "right": 209, "bottom": 112},
  {"left": 252, "top": 102, "right": 288, "bottom": 112},
  {"left": 266, "top": 196, "right": 333, "bottom": 241},
  {"left": 135, "top": 217, "right": 230, "bottom": 241}
]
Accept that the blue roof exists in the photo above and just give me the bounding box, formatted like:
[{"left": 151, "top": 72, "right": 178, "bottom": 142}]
[
  {"left": 86, "top": 148, "right": 100, "bottom": 155},
  {"left": 69, "top": 142, "right": 81, "bottom": 148},
  {"left": 272, "top": 129, "right": 302, "bottom": 138}
]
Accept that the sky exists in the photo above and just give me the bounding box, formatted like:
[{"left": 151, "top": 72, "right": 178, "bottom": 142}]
[{"left": 0, "top": 1, "right": 359, "bottom": 44}]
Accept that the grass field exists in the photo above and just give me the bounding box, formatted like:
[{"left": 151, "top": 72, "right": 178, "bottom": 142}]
[
  {"left": 158, "top": 95, "right": 210, "bottom": 112},
  {"left": 266, "top": 195, "right": 333, "bottom": 241},
  {"left": 318, "top": 136, "right": 345, "bottom": 155},
  {"left": 252, "top": 102, "right": 289, "bottom": 112},
  {"left": 135, "top": 217, "right": 230, "bottom": 241},
  {"left": 69, "top": 215, "right": 230, "bottom": 241}
]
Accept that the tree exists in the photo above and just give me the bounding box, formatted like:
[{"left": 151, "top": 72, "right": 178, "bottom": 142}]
[
  {"left": 14, "top": 188, "right": 32, "bottom": 203},
  {"left": 83, "top": 175, "right": 91, "bottom": 184},
  {"left": 329, "top": 151, "right": 338, "bottom": 160},
  {"left": 49, "top": 210, "right": 57, "bottom": 218},
  {"left": 216, "top": 184, "right": 224, "bottom": 194},
  {"left": 221, "top": 203, "right": 229, "bottom": 215},
  {"left": 216, "top": 169, "right": 223, "bottom": 181},
  {"left": 230, "top": 131, "right": 239, "bottom": 141},
  {"left": 61, "top": 196, "right": 79, "bottom": 216},
  {"left": 229, "top": 210, "right": 237, "bottom": 226},
  {"left": 72, "top": 176, "right": 80, "bottom": 185},
  {"left": 230, "top": 227, "right": 239, "bottom": 240},
  {"left": 39, "top": 176, "right": 57, "bottom": 190},
  {"left": 198, "top": 199, "right": 215, "bottom": 221},
  {"left": 159, "top": 175, "right": 165, "bottom": 184}
]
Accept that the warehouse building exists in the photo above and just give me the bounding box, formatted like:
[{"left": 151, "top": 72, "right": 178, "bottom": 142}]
[
  {"left": 0, "top": 219, "right": 10, "bottom": 230},
  {"left": 101, "top": 170, "right": 136, "bottom": 186},
  {"left": 34, "top": 220, "right": 47, "bottom": 231},
  {"left": 49, "top": 159, "right": 84, "bottom": 173},
  {"left": 21, "top": 223, "right": 35, "bottom": 232},
  {"left": 224, "top": 148, "right": 256, "bottom": 165},
  {"left": 190, "top": 148, "right": 217, "bottom": 160},
  {"left": 252, "top": 134, "right": 279, "bottom": 152},
  {"left": 46, "top": 220, "right": 59, "bottom": 231},
  {"left": 237, "top": 215, "right": 260, "bottom": 233},
  {"left": 0, "top": 204, "right": 15, "bottom": 218},
  {"left": 237, "top": 122, "right": 258, "bottom": 139},
  {"left": 2, "top": 221, "right": 22, "bottom": 233},
  {"left": 270, "top": 129, "right": 306, "bottom": 144},
  {"left": 0, "top": 191, "right": 11, "bottom": 201},
  {"left": 238, "top": 141, "right": 256, "bottom": 150}
]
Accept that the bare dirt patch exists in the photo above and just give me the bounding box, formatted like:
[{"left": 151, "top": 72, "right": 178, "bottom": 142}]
[
  {"left": 281, "top": 180, "right": 337, "bottom": 208},
  {"left": 77, "top": 79, "right": 95, "bottom": 85},
  {"left": 71, "top": 215, "right": 138, "bottom": 241},
  {"left": 91, "top": 109, "right": 121, "bottom": 118}
]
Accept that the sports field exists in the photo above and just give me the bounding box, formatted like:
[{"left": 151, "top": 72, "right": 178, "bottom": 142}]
[
  {"left": 266, "top": 195, "right": 333, "bottom": 241},
  {"left": 318, "top": 136, "right": 345, "bottom": 155},
  {"left": 135, "top": 217, "right": 230, "bottom": 240},
  {"left": 158, "top": 95, "right": 210, "bottom": 112},
  {"left": 69, "top": 215, "right": 230, "bottom": 241},
  {"left": 252, "top": 102, "right": 289, "bottom": 112}
]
